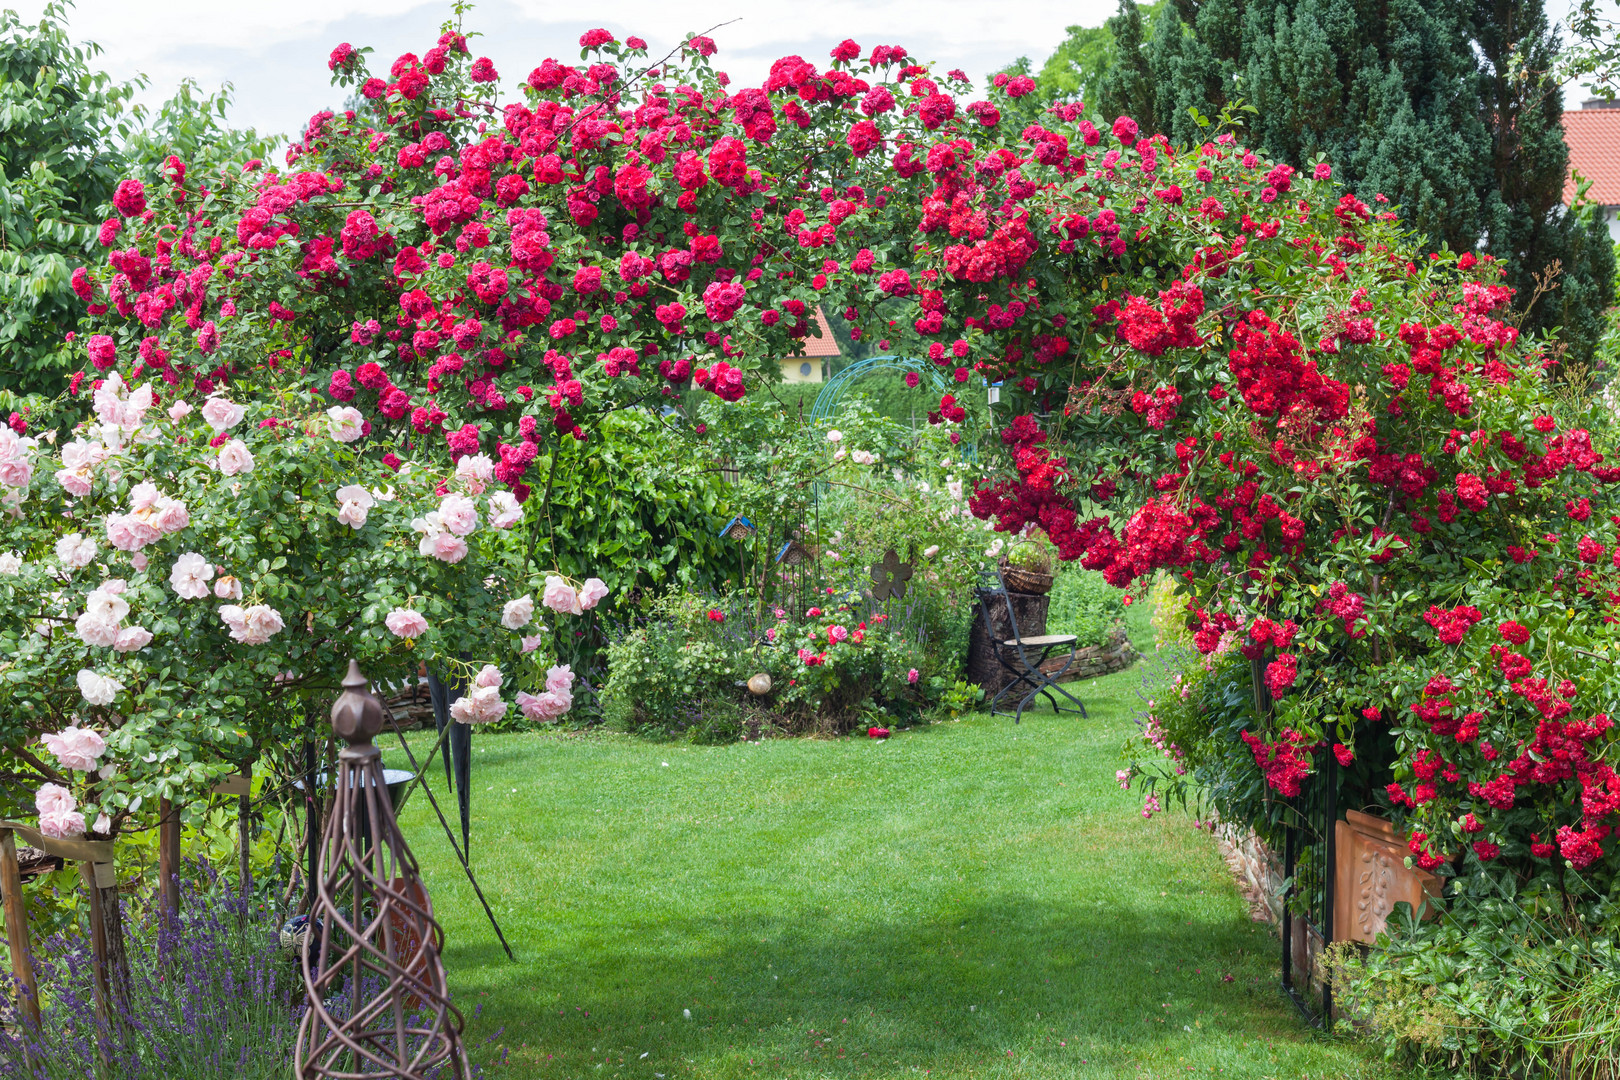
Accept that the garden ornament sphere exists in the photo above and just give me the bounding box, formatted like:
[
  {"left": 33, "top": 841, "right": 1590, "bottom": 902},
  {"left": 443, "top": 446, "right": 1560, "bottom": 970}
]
[{"left": 747, "top": 673, "right": 773, "bottom": 695}]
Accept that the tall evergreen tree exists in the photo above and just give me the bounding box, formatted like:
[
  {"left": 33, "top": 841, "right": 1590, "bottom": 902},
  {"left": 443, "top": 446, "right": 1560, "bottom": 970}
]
[
  {"left": 1096, "top": 0, "right": 1159, "bottom": 132},
  {"left": 1472, "top": 0, "right": 1615, "bottom": 364},
  {"left": 1086, "top": 0, "right": 1613, "bottom": 363}
]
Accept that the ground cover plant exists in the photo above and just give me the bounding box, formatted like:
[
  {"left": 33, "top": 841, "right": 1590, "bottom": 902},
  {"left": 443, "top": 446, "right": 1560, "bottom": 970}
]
[{"left": 397, "top": 666, "right": 1385, "bottom": 1080}]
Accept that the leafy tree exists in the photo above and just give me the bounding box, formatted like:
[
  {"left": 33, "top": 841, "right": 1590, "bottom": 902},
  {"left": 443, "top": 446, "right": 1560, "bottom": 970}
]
[
  {"left": 1096, "top": 0, "right": 1159, "bottom": 130},
  {"left": 0, "top": 3, "right": 139, "bottom": 405},
  {"left": 1036, "top": 22, "right": 1116, "bottom": 106},
  {"left": 0, "top": 3, "right": 275, "bottom": 408}
]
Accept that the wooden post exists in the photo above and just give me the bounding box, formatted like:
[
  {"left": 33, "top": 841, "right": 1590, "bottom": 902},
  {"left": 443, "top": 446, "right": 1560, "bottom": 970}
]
[
  {"left": 0, "top": 828, "right": 40, "bottom": 1029},
  {"left": 158, "top": 798, "right": 181, "bottom": 921},
  {"left": 80, "top": 859, "right": 130, "bottom": 1025}
]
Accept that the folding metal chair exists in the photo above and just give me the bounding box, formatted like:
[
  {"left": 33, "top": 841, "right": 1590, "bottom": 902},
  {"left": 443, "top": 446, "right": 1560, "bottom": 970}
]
[{"left": 975, "top": 570, "right": 1088, "bottom": 723}]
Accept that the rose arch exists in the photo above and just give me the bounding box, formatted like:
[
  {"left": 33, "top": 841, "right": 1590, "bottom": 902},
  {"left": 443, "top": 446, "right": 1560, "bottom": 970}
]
[{"left": 0, "top": 19, "right": 1618, "bottom": 923}]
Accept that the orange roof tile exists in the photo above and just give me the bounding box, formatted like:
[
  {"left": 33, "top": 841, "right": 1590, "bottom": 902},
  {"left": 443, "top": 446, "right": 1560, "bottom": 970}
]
[
  {"left": 786, "top": 305, "right": 842, "bottom": 358},
  {"left": 1564, "top": 107, "right": 1620, "bottom": 206}
]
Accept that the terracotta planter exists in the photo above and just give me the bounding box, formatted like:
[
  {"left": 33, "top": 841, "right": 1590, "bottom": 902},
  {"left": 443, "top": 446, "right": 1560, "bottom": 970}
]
[{"left": 1333, "top": 809, "right": 1442, "bottom": 944}]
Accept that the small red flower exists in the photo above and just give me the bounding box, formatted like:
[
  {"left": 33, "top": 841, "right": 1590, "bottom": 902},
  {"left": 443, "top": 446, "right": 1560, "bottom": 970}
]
[
  {"left": 868, "top": 726, "right": 890, "bottom": 739},
  {"left": 707, "top": 609, "right": 725, "bottom": 623}
]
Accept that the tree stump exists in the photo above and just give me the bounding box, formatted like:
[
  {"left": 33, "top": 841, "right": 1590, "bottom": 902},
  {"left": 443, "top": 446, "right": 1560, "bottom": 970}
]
[{"left": 967, "top": 591, "right": 1050, "bottom": 697}]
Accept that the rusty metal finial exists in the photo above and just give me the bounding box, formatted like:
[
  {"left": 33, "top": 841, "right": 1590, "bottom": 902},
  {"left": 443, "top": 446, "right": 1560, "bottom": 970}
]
[
  {"left": 330, "top": 659, "right": 387, "bottom": 747},
  {"left": 297, "top": 660, "right": 469, "bottom": 1079}
]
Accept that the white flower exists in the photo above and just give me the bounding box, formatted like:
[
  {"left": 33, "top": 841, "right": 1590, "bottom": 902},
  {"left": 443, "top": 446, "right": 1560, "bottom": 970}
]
[
  {"left": 56, "top": 533, "right": 96, "bottom": 569},
  {"left": 826, "top": 429, "right": 843, "bottom": 443},
  {"left": 0, "top": 552, "right": 20, "bottom": 574},
  {"left": 76, "top": 668, "right": 123, "bottom": 706},
  {"left": 84, "top": 585, "right": 130, "bottom": 626},
  {"left": 502, "top": 595, "right": 535, "bottom": 629},
  {"left": 200, "top": 395, "right": 245, "bottom": 433},
  {"left": 850, "top": 449, "right": 876, "bottom": 465},
  {"left": 92, "top": 373, "right": 154, "bottom": 432},
  {"left": 74, "top": 612, "right": 119, "bottom": 647},
  {"left": 217, "top": 438, "right": 254, "bottom": 476},
  {"left": 169, "top": 553, "right": 214, "bottom": 599},
  {"left": 214, "top": 575, "right": 243, "bottom": 600},
  {"left": 326, "top": 406, "right": 364, "bottom": 443},
  {"left": 923, "top": 544, "right": 940, "bottom": 558},
  {"left": 487, "top": 491, "right": 522, "bottom": 529}
]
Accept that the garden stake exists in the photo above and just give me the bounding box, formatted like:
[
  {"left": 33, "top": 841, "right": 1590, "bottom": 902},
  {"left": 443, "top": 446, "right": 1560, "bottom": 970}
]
[
  {"left": 157, "top": 798, "right": 181, "bottom": 921},
  {"left": 0, "top": 827, "right": 40, "bottom": 1030},
  {"left": 297, "top": 660, "right": 469, "bottom": 1080},
  {"left": 387, "top": 713, "right": 516, "bottom": 962}
]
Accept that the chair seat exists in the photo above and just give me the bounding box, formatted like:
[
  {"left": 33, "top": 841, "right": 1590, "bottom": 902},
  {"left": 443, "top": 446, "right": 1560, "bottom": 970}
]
[{"left": 1001, "top": 634, "right": 1077, "bottom": 648}]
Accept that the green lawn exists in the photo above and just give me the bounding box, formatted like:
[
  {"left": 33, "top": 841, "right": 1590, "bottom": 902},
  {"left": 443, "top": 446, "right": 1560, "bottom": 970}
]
[{"left": 391, "top": 664, "right": 1384, "bottom": 1080}]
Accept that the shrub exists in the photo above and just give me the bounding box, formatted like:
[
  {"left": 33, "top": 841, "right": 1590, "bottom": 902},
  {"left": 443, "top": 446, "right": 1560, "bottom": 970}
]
[{"left": 1046, "top": 564, "right": 1127, "bottom": 649}]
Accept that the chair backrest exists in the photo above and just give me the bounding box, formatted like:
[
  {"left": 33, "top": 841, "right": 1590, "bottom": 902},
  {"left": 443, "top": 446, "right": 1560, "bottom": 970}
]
[{"left": 974, "top": 568, "right": 1025, "bottom": 643}]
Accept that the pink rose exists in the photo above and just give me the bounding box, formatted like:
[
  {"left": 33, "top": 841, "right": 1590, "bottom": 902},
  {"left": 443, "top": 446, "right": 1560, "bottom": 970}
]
[
  {"left": 542, "top": 575, "right": 582, "bottom": 616},
  {"left": 200, "top": 395, "right": 245, "bottom": 432},
  {"left": 502, "top": 595, "right": 534, "bottom": 629},
  {"left": 42, "top": 727, "right": 106, "bottom": 771},
  {"left": 74, "top": 613, "right": 120, "bottom": 647},
  {"left": 516, "top": 689, "right": 570, "bottom": 721},
  {"left": 214, "top": 575, "right": 243, "bottom": 600},
  {"left": 38, "top": 807, "right": 86, "bottom": 839},
  {"left": 438, "top": 494, "right": 478, "bottom": 536},
  {"left": 113, "top": 625, "right": 152, "bottom": 652},
  {"left": 907, "top": 668, "right": 920, "bottom": 684},
  {"left": 828, "top": 624, "right": 849, "bottom": 644},
  {"left": 520, "top": 634, "right": 545, "bottom": 653},
  {"left": 385, "top": 608, "right": 428, "bottom": 638},
  {"left": 473, "top": 664, "right": 503, "bottom": 689},
  {"left": 217, "top": 438, "right": 254, "bottom": 476},
  {"left": 149, "top": 497, "right": 190, "bottom": 534},
  {"left": 578, "top": 578, "right": 610, "bottom": 610},
  {"left": 55, "top": 468, "right": 92, "bottom": 497},
  {"left": 546, "top": 664, "right": 575, "bottom": 693},
  {"left": 170, "top": 552, "right": 214, "bottom": 599},
  {"left": 487, "top": 491, "right": 522, "bottom": 528},
  {"left": 429, "top": 532, "right": 468, "bottom": 563},
  {"left": 221, "top": 604, "right": 284, "bottom": 645},
  {"left": 449, "top": 685, "right": 506, "bottom": 724},
  {"left": 326, "top": 405, "right": 364, "bottom": 443}
]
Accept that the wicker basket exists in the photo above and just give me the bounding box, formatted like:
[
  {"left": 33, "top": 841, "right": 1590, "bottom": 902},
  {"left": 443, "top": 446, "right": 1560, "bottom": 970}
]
[{"left": 999, "top": 559, "right": 1054, "bottom": 595}]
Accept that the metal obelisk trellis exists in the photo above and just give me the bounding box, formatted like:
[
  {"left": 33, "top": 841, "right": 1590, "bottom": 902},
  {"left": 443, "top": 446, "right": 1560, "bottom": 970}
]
[{"left": 296, "top": 660, "right": 470, "bottom": 1079}]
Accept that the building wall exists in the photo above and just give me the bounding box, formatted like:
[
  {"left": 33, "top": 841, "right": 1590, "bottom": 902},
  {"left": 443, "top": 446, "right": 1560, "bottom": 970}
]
[{"left": 778, "top": 358, "right": 827, "bottom": 384}]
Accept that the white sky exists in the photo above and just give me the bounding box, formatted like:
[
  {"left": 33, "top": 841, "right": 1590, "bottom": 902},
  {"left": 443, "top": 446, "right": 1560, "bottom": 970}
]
[
  {"left": 6, "top": 0, "right": 1607, "bottom": 141},
  {"left": 8, "top": 0, "right": 1118, "bottom": 140}
]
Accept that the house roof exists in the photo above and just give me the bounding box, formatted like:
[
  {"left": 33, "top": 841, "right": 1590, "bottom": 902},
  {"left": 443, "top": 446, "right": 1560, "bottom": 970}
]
[
  {"left": 1563, "top": 106, "right": 1620, "bottom": 206},
  {"left": 785, "top": 305, "right": 842, "bottom": 359}
]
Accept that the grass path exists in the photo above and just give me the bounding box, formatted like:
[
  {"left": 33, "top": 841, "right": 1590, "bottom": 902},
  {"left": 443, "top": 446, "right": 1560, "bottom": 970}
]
[{"left": 393, "top": 665, "right": 1384, "bottom": 1079}]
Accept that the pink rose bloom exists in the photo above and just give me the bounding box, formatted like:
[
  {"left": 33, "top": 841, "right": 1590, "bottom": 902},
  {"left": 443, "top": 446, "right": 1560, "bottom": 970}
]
[
  {"left": 83, "top": 585, "right": 130, "bottom": 625},
  {"left": 516, "top": 689, "right": 570, "bottom": 721},
  {"left": 150, "top": 497, "right": 189, "bottom": 534},
  {"left": 42, "top": 726, "right": 106, "bottom": 771},
  {"left": 55, "top": 467, "right": 92, "bottom": 497},
  {"left": 336, "top": 484, "right": 374, "bottom": 529},
  {"left": 907, "top": 668, "right": 919, "bottom": 684},
  {"left": 221, "top": 604, "right": 284, "bottom": 645},
  {"left": 450, "top": 685, "right": 506, "bottom": 724},
  {"left": 473, "top": 664, "right": 503, "bottom": 689},
  {"left": 167, "top": 400, "right": 193, "bottom": 422},
  {"left": 502, "top": 595, "right": 534, "bottom": 629},
  {"left": 169, "top": 552, "right": 214, "bottom": 599},
  {"left": 35, "top": 782, "right": 77, "bottom": 817},
  {"left": 546, "top": 664, "right": 575, "bottom": 693},
  {"left": 385, "top": 608, "right": 428, "bottom": 638},
  {"left": 542, "top": 575, "right": 582, "bottom": 616},
  {"left": 428, "top": 532, "right": 468, "bottom": 563},
  {"left": 214, "top": 574, "right": 243, "bottom": 600},
  {"left": 75, "top": 612, "right": 119, "bottom": 647},
  {"left": 129, "top": 482, "right": 160, "bottom": 512},
  {"left": 487, "top": 491, "right": 522, "bottom": 528},
  {"left": 438, "top": 494, "right": 478, "bottom": 536},
  {"left": 200, "top": 395, "right": 245, "bottom": 433},
  {"left": 797, "top": 648, "right": 815, "bottom": 664},
  {"left": 38, "top": 806, "right": 86, "bottom": 839},
  {"left": 105, "top": 513, "right": 158, "bottom": 552},
  {"left": 114, "top": 625, "right": 153, "bottom": 652},
  {"left": 130, "top": 552, "right": 148, "bottom": 571},
  {"left": 326, "top": 405, "right": 364, "bottom": 443},
  {"left": 520, "top": 634, "right": 544, "bottom": 653},
  {"left": 456, "top": 453, "right": 493, "bottom": 492},
  {"left": 217, "top": 438, "right": 254, "bottom": 476},
  {"left": 828, "top": 624, "right": 849, "bottom": 644},
  {"left": 578, "top": 578, "right": 609, "bottom": 611}
]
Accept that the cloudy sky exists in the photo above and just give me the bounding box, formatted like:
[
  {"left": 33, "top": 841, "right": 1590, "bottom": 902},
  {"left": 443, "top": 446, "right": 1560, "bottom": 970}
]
[
  {"left": 5, "top": 0, "right": 1607, "bottom": 142},
  {"left": 7, "top": 0, "right": 1124, "bottom": 140}
]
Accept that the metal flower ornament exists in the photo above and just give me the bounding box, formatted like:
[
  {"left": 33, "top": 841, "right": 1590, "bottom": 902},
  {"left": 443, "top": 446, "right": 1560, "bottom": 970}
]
[{"left": 297, "top": 661, "right": 469, "bottom": 1079}]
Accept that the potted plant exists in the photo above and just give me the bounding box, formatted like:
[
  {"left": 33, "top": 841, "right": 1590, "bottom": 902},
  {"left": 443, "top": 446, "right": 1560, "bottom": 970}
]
[{"left": 1001, "top": 535, "right": 1056, "bottom": 595}]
